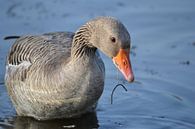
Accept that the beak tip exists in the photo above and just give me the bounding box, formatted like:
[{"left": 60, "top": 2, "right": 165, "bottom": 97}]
[{"left": 126, "top": 75, "right": 134, "bottom": 83}]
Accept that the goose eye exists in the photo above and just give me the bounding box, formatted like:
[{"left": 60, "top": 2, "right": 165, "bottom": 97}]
[{"left": 110, "top": 37, "right": 116, "bottom": 43}]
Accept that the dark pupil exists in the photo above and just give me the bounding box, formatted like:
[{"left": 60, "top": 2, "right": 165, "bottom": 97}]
[{"left": 111, "top": 37, "right": 116, "bottom": 42}]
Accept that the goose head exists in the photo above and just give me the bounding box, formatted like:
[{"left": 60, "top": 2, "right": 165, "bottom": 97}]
[{"left": 88, "top": 17, "right": 134, "bottom": 82}]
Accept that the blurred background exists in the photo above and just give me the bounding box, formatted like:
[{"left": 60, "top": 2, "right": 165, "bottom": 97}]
[{"left": 0, "top": 0, "right": 195, "bottom": 129}]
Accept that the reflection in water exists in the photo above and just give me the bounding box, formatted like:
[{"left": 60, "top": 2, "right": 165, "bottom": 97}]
[{"left": 11, "top": 112, "right": 98, "bottom": 129}]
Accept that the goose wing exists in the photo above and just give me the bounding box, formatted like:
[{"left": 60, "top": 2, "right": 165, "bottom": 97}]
[{"left": 5, "top": 32, "right": 74, "bottom": 82}]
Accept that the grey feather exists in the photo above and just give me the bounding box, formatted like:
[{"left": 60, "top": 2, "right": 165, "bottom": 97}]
[
  {"left": 5, "top": 31, "right": 105, "bottom": 120},
  {"left": 5, "top": 17, "right": 131, "bottom": 120}
]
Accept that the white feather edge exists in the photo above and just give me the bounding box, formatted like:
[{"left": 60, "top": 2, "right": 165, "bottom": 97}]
[{"left": 5, "top": 61, "right": 31, "bottom": 79}]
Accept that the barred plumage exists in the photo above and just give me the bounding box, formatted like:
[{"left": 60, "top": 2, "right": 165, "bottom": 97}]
[{"left": 5, "top": 17, "right": 132, "bottom": 120}]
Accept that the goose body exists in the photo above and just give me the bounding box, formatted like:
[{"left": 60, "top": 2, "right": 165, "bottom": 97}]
[{"left": 5, "top": 17, "right": 134, "bottom": 120}]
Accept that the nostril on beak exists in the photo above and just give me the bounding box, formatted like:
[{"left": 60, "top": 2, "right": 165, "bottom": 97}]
[
  {"left": 123, "top": 60, "right": 128, "bottom": 69},
  {"left": 123, "top": 60, "right": 127, "bottom": 65}
]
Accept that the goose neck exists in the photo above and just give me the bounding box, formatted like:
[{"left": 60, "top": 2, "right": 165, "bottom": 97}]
[{"left": 71, "top": 23, "right": 96, "bottom": 59}]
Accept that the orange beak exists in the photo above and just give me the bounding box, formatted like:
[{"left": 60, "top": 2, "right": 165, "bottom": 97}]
[{"left": 112, "top": 48, "right": 134, "bottom": 82}]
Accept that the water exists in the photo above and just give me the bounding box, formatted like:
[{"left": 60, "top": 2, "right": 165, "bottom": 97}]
[{"left": 0, "top": 0, "right": 195, "bottom": 128}]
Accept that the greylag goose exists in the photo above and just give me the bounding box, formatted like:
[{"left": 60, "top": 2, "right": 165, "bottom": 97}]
[{"left": 5, "top": 17, "right": 134, "bottom": 120}]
